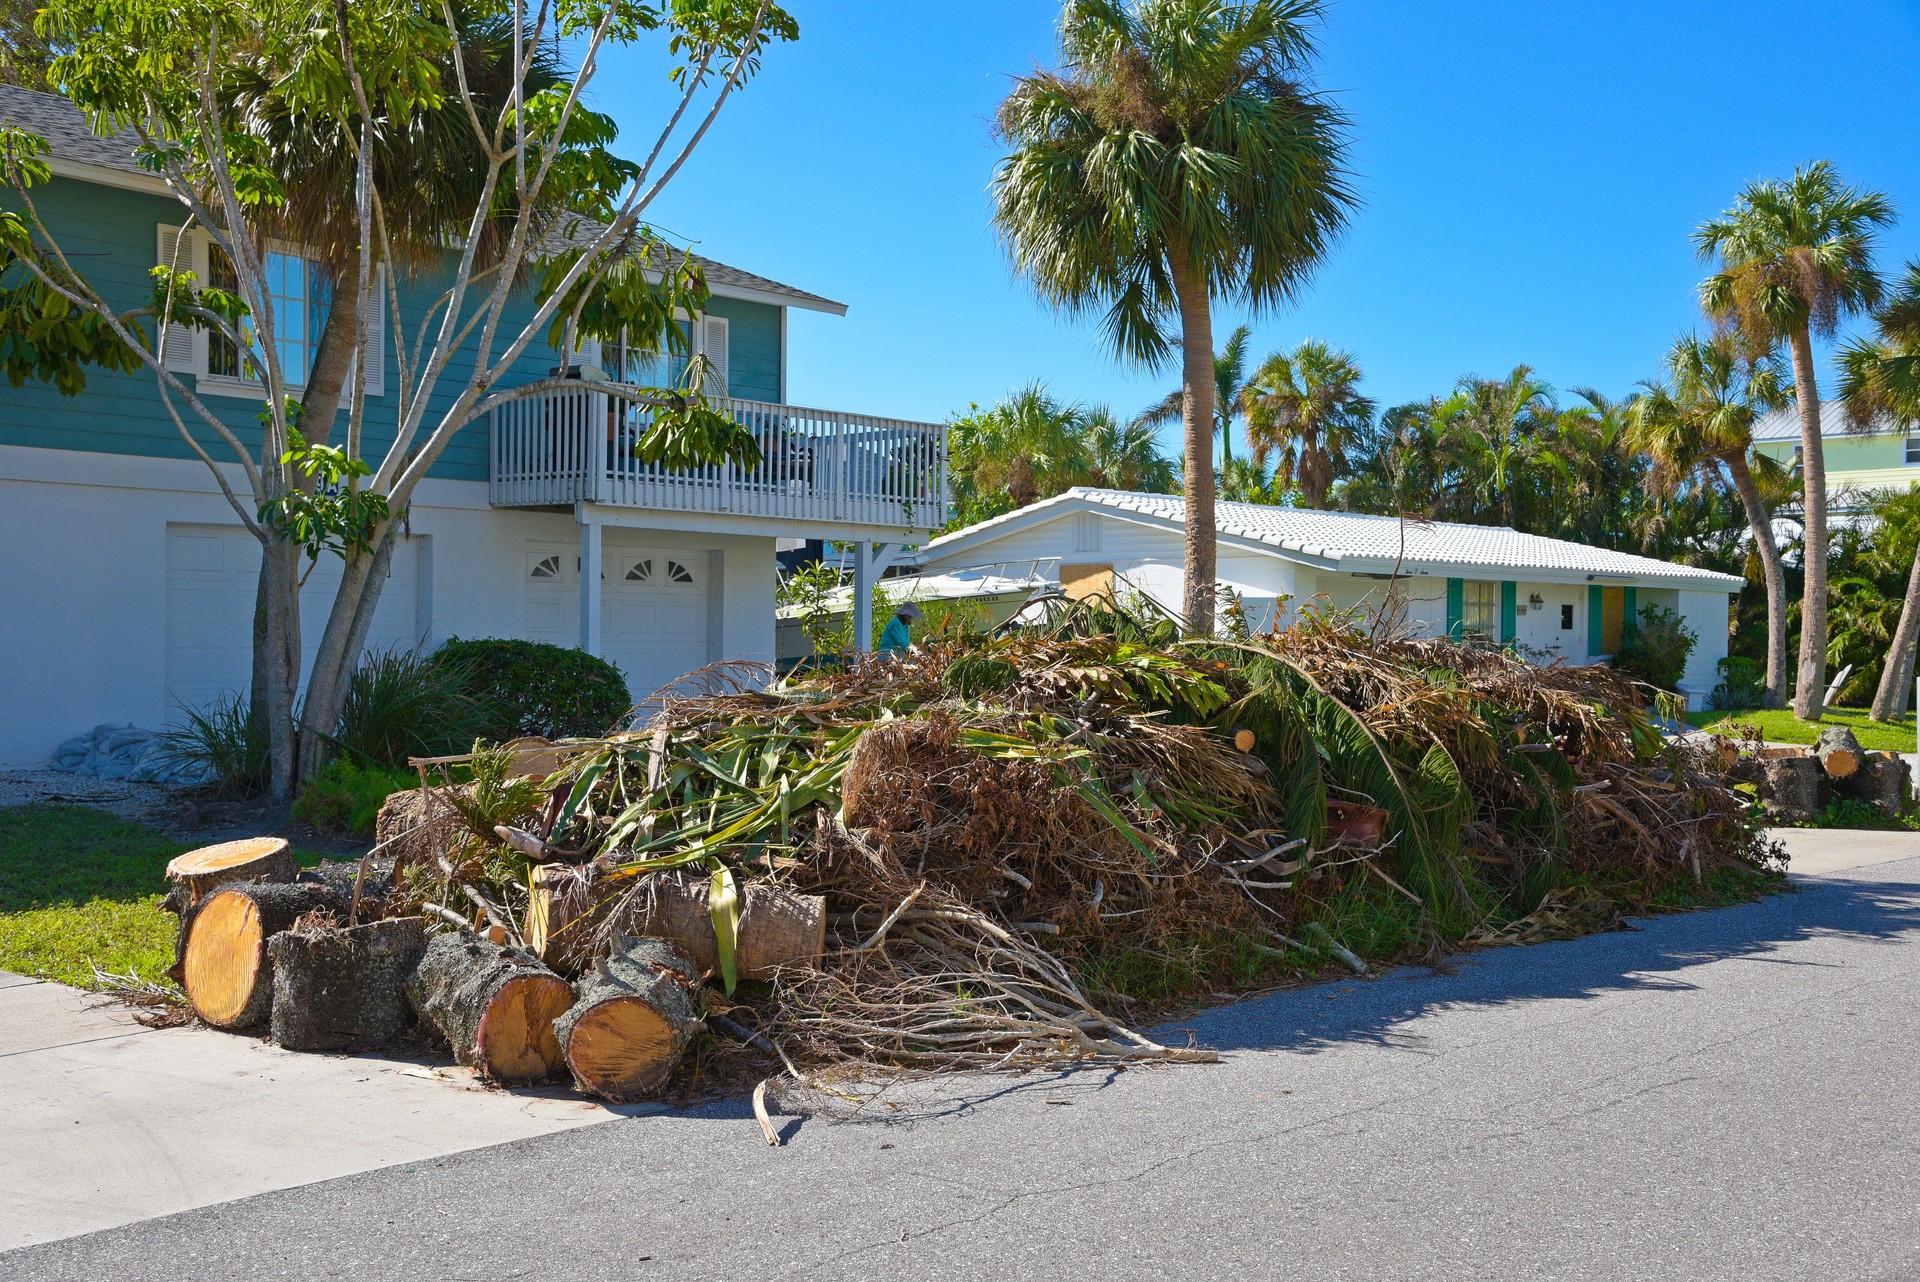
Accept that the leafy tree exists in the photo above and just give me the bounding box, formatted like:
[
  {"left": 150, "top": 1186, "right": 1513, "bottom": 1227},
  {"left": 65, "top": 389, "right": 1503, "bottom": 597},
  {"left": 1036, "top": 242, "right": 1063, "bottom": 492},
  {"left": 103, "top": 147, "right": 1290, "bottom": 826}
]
[
  {"left": 1, "top": 0, "right": 796, "bottom": 795},
  {"left": 1432, "top": 366, "right": 1562, "bottom": 530},
  {"left": 1627, "top": 334, "right": 1792, "bottom": 707},
  {"left": 1084, "top": 405, "right": 1177, "bottom": 493},
  {"left": 1241, "top": 337, "right": 1372, "bottom": 508},
  {"left": 948, "top": 384, "right": 1093, "bottom": 524},
  {"left": 1839, "top": 260, "right": 1920, "bottom": 719},
  {"left": 992, "top": 0, "right": 1353, "bottom": 633},
  {"left": 1138, "top": 322, "right": 1253, "bottom": 464},
  {"left": 1695, "top": 161, "right": 1896, "bottom": 718}
]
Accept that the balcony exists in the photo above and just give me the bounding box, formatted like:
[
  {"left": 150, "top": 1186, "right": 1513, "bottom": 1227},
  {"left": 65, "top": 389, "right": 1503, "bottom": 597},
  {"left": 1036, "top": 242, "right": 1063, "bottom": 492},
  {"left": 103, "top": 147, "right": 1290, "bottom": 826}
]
[{"left": 489, "top": 387, "right": 948, "bottom": 536}]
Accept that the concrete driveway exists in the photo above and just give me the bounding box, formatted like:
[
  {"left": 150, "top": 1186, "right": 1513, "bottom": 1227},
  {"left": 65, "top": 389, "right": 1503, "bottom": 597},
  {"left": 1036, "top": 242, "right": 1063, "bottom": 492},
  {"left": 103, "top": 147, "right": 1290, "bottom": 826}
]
[{"left": 3, "top": 827, "right": 1919, "bottom": 1280}]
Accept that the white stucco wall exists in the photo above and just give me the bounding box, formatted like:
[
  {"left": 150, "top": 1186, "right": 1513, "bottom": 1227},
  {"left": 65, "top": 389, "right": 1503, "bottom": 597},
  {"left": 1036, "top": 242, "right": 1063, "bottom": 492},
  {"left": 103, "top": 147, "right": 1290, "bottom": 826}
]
[{"left": 0, "top": 444, "right": 778, "bottom": 767}]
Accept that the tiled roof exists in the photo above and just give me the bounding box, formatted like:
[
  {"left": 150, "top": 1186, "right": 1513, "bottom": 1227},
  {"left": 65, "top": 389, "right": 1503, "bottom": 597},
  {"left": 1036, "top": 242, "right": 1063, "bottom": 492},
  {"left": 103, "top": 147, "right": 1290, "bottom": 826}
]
[
  {"left": 0, "top": 84, "right": 845, "bottom": 314},
  {"left": 927, "top": 488, "right": 1746, "bottom": 590},
  {"left": 1752, "top": 400, "right": 1904, "bottom": 443}
]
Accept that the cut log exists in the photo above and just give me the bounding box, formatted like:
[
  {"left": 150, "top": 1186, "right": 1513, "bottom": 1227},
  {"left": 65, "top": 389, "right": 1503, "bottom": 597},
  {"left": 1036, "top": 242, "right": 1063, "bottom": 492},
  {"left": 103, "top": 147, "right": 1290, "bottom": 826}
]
[
  {"left": 1815, "top": 726, "right": 1863, "bottom": 780},
  {"left": 1756, "top": 745, "right": 1812, "bottom": 761},
  {"left": 1325, "top": 800, "right": 1390, "bottom": 846},
  {"left": 268, "top": 917, "right": 428, "bottom": 1052},
  {"left": 164, "top": 837, "right": 295, "bottom": 910},
  {"left": 373, "top": 784, "right": 471, "bottom": 867},
  {"left": 527, "top": 865, "right": 825, "bottom": 980},
  {"left": 182, "top": 880, "right": 349, "bottom": 1029},
  {"left": 1760, "top": 755, "right": 1825, "bottom": 823},
  {"left": 555, "top": 937, "right": 703, "bottom": 1102},
  {"left": 405, "top": 931, "right": 574, "bottom": 1083},
  {"left": 1838, "top": 754, "right": 1911, "bottom": 819},
  {"left": 1232, "top": 727, "right": 1258, "bottom": 753}
]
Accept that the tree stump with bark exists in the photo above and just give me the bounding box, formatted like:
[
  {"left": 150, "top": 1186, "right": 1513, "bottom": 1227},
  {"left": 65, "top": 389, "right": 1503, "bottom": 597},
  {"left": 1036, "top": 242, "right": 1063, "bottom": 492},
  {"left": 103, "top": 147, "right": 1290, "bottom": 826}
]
[
  {"left": 1838, "top": 753, "right": 1911, "bottom": 819},
  {"left": 528, "top": 866, "right": 825, "bottom": 980},
  {"left": 1816, "top": 726, "right": 1864, "bottom": 780},
  {"left": 163, "top": 837, "right": 296, "bottom": 911},
  {"left": 182, "top": 880, "right": 349, "bottom": 1029},
  {"left": 267, "top": 917, "right": 428, "bottom": 1052},
  {"left": 374, "top": 785, "right": 471, "bottom": 867},
  {"left": 555, "top": 937, "right": 704, "bottom": 1102},
  {"left": 1760, "top": 756, "right": 1825, "bottom": 824},
  {"left": 405, "top": 931, "right": 574, "bottom": 1083}
]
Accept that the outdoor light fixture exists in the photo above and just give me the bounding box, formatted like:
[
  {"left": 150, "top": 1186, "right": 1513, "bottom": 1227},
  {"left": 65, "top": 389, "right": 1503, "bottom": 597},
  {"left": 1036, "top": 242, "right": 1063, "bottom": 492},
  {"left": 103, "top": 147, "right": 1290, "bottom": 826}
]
[{"left": 1528, "top": 593, "right": 1544, "bottom": 606}]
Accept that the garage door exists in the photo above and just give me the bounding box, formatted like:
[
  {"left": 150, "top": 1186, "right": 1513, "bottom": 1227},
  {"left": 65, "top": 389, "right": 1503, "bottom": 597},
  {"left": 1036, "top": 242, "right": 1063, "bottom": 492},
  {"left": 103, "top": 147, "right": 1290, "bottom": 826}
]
[
  {"left": 164, "top": 525, "right": 424, "bottom": 717},
  {"left": 523, "top": 541, "right": 713, "bottom": 702}
]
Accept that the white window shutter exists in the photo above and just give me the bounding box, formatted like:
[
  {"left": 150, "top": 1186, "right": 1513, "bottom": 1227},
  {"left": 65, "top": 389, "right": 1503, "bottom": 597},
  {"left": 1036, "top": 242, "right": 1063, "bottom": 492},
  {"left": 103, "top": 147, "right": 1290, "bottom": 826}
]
[
  {"left": 700, "top": 314, "right": 729, "bottom": 398},
  {"left": 154, "top": 224, "right": 206, "bottom": 375},
  {"left": 360, "top": 265, "right": 385, "bottom": 396}
]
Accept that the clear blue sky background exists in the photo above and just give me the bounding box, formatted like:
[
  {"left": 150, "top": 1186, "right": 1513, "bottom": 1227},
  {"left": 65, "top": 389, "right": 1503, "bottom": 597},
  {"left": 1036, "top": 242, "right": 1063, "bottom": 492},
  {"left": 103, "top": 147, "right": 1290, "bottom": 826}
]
[{"left": 608, "top": 1, "right": 1920, "bottom": 449}]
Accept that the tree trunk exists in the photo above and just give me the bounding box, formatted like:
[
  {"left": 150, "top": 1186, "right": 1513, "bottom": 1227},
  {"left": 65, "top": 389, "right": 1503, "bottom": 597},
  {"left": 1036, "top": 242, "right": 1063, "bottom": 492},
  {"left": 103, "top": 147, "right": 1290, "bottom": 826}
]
[
  {"left": 1787, "top": 327, "right": 1829, "bottom": 719},
  {"left": 405, "top": 930, "right": 574, "bottom": 1083},
  {"left": 260, "top": 533, "right": 302, "bottom": 799},
  {"left": 1168, "top": 243, "right": 1217, "bottom": 635},
  {"left": 268, "top": 917, "right": 427, "bottom": 1052},
  {"left": 1759, "top": 755, "right": 1825, "bottom": 824},
  {"left": 296, "top": 524, "right": 399, "bottom": 780},
  {"left": 527, "top": 865, "right": 826, "bottom": 979},
  {"left": 181, "top": 879, "right": 351, "bottom": 1029},
  {"left": 555, "top": 936, "right": 704, "bottom": 1102},
  {"left": 1724, "top": 451, "right": 1789, "bottom": 710},
  {"left": 1839, "top": 753, "right": 1911, "bottom": 817},
  {"left": 1815, "top": 725, "right": 1864, "bottom": 780},
  {"left": 1869, "top": 539, "right": 1920, "bottom": 721},
  {"left": 163, "top": 837, "right": 296, "bottom": 911}
]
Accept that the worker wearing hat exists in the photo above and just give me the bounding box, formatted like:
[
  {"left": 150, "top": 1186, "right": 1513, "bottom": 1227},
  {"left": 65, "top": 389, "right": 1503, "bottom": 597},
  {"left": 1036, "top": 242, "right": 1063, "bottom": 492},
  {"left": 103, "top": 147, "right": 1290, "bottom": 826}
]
[{"left": 879, "top": 600, "right": 922, "bottom": 655}]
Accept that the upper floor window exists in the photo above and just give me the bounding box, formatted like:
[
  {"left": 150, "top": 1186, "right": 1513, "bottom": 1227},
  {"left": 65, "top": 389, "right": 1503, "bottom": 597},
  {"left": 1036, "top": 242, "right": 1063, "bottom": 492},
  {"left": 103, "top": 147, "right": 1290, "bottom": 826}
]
[
  {"left": 1462, "top": 580, "right": 1499, "bottom": 643},
  {"left": 1907, "top": 431, "right": 1919, "bottom": 465},
  {"left": 208, "top": 246, "right": 331, "bottom": 386},
  {"left": 598, "top": 314, "right": 730, "bottom": 398}
]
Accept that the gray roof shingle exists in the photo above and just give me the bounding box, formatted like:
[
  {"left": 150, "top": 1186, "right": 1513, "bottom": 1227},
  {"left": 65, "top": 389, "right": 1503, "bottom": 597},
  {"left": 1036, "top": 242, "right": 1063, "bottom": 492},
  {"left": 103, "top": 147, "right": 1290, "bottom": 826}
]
[{"left": 0, "top": 83, "right": 845, "bottom": 314}]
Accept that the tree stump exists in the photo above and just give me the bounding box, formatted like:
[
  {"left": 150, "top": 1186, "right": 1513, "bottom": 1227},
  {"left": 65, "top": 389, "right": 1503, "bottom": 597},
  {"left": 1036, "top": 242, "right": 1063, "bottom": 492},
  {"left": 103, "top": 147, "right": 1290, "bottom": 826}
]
[
  {"left": 1760, "top": 756, "right": 1826, "bottom": 823},
  {"left": 405, "top": 931, "right": 574, "bottom": 1083},
  {"left": 164, "top": 837, "right": 295, "bottom": 910},
  {"left": 1816, "top": 726, "right": 1864, "bottom": 780},
  {"left": 374, "top": 785, "right": 471, "bottom": 867},
  {"left": 182, "top": 880, "right": 349, "bottom": 1029},
  {"left": 1838, "top": 753, "right": 1911, "bottom": 819},
  {"left": 528, "top": 866, "right": 825, "bottom": 980},
  {"left": 555, "top": 937, "right": 704, "bottom": 1102},
  {"left": 267, "top": 918, "right": 428, "bottom": 1052}
]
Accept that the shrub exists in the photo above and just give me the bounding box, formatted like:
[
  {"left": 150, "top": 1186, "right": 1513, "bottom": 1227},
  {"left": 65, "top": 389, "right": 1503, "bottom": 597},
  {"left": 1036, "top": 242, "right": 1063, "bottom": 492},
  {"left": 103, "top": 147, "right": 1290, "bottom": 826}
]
[
  {"left": 1709, "top": 656, "right": 1764, "bottom": 710},
  {"left": 1612, "top": 604, "right": 1697, "bottom": 693},
  {"left": 434, "top": 638, "right": 632, "bottom": 739},
  {"left": 291, "top": 758, "right": 417, "bottom": 838},
  {"left": 157, "top": 694, "right": 271, "bottom": 798},
  {"left": 333, "top": 647, "right": 488, "bottom": 768}
]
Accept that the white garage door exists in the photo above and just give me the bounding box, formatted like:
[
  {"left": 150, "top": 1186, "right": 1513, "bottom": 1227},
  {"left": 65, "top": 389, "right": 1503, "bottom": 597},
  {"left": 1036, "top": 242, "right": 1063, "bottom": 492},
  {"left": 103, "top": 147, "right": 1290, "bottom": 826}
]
[
  {"left": 524, "top": 541, "right": 713, "bottom": 702},
  {"left": 164, "top": 525, "right": 424, "bottom": 718}
]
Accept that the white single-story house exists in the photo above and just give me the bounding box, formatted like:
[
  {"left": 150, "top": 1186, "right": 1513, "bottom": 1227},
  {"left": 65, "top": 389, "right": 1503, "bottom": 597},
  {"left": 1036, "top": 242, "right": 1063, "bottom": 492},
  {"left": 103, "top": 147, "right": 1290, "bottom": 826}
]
[{"left": 914, "top": 489, "right": 1745, "bottom": 709}]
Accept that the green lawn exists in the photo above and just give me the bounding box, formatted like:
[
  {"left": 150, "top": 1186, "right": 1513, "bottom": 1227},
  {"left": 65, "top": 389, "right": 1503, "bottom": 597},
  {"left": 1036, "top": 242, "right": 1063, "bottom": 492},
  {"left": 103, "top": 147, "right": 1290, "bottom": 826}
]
[
  {"left": 0, "top": 805, "right": 321, "bottom": 989},
  {"left": 1687, "top": 707, "right": 1919, "bottom": 754}
]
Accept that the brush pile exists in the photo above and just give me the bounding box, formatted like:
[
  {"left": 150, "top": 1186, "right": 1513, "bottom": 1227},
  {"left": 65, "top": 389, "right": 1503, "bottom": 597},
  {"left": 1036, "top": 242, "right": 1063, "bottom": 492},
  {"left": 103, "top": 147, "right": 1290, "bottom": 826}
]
[{"left": 162, "top": 604, "right": 1781, "bottom": 1104}]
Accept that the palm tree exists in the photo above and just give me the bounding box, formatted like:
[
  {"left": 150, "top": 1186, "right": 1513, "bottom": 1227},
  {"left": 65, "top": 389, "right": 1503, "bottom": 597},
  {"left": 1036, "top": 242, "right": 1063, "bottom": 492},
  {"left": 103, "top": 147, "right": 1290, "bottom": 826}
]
[
  {"left": 1839, "top": 259, "right": 1920, "bottom": 719},
  {"left": 1695, "top": 161, "right": 1895, "bottom": 718},
  {"left": 1433, "top": 367, "right": 1560, "bottom": 529},
  {"left": 1241, "top": 338, "right": 1372, "bottom": 508},
  {"left": 947, "top": 384, "right": 1094, "bottom": 524},
  {"left": 1085, "top": 407, "right": 1178, "bottom": 493},
  {"left": 992, "top": 0, "right": 1353, "bottom": 633},
  {"left": 1217, "top": 455, "right": 1278, "bottom": 503},
  {"left": 1139, "top": 323, "right": 1254, "bottom": 463},
  {"left": 1628, "top": 335, "right": 1792, "bottom": 708}
]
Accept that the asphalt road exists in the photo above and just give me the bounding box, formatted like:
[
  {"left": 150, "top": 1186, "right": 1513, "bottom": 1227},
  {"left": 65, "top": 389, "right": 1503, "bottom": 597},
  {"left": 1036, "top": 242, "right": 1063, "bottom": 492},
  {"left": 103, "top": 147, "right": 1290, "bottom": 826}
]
[{"left": 9, "top": 853, "right": 1920, "bottom": 1282}]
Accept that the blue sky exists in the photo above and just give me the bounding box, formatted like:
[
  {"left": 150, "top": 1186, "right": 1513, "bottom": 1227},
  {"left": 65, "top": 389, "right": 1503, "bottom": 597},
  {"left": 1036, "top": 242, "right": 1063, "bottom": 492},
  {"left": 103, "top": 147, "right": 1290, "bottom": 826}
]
[{"left": 608, "top": 1, "right": 1920, "bottom": 446}]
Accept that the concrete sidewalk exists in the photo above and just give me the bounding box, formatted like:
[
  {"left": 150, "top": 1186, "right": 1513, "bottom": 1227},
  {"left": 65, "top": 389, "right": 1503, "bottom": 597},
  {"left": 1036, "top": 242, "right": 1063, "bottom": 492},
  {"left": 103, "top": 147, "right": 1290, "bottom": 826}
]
[
  {"left": 1771, "top": 825, "right": 1920, "bottom": 877},
  {"left": 0, "top": 973, "right": 658, "bottom": 1251}
]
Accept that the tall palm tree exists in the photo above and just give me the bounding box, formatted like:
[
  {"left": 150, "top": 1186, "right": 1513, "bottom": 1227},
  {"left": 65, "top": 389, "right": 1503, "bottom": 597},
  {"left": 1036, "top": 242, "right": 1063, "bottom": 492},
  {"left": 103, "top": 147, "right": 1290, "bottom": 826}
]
[
  {"left": 1628, "top": 334, "right": 1792, "bottom": 708},
  {"left": 1695, "top": 161, "right": 1895, "bottom": 718},
  {"left": 993, "top": 0, "right": 1353, "bottom": 633},
  {"left": 1139, "top": 323, "right": 1254, "bottom": 463},
  {"left": 1241, "top": 338, "right": 1372, "bottom": 508},
  {"left": 1839, "top": 259, "right": 1920, "bottom": 719},
  {"left": 947, "top": 383, "right": 1094, "bottom": 523},
  {"left": 1085, "top": 406, "right": 1178, "bottom": 492},
  {"left": 1433, "top": 367, "right": 1560, "bottom": 529}
]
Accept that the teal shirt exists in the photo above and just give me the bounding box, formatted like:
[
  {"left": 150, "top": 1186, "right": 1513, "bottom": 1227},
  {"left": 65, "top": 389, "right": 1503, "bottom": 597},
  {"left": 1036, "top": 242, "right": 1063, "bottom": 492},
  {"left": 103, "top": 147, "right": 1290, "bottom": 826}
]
[{"left": 879, "top": 615, "right": 912, "bottom": 654}]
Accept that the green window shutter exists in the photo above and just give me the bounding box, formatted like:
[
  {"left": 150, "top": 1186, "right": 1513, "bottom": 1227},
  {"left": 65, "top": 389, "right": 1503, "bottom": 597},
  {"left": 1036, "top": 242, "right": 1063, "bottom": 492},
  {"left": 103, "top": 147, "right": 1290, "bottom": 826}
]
[
  {"left": 1587, "top": 585, "right": 1604, "bottom": 656},
  {"left": 1623, "top": 586, "right": 1639, "bottom": 640},
  {"left": 1500, "top": 581, "right": 1518, "bottom": 645},
  {"left": 1446, "top": 578, "right": 1464, "bottom": 639}
]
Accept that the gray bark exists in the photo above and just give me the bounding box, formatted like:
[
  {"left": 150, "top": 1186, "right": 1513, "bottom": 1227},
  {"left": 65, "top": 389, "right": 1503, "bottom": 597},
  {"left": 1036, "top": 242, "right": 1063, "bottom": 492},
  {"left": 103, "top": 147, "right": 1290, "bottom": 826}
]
[
  {"left": 1169, "top": 243, "right": 1217, "bottom": 635},
  {"left": 296, "top": 523, "right": 398, "bottom": 780},
  {"left": 1724, "top": 451, "right": 1789, "bottom": 710},
  {"left": 405, "top": 930, "right": 572, "bottom": 1083},
  {"left": 1788, "top": 328, "right": 1830, "bottom": 719},
  {"left": 554, "top": 936, "right": 704, "bottom": 1102},
  {"left": 1869, "top": 542, "right": 1920, "bottom": 721},
  {"left": 182, "top": 878, "right": 351, "bottom": 1029},
  {"left": 268, "top": 917, "right": 427, "bottom": 1052}
]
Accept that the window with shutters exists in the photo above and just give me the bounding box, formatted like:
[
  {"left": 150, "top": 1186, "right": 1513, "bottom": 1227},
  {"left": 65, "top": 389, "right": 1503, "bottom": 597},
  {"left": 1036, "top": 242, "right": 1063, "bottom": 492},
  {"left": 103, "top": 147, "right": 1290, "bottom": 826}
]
[
  {"left": 601, "top": 314, "right": 728, "bottom": 397},
  {"left": 1461, "top": 580, "right": 1499, "bottom": 643},
  {"left": 1907, "top": 431, "right": 1919, "bottom": 465}
]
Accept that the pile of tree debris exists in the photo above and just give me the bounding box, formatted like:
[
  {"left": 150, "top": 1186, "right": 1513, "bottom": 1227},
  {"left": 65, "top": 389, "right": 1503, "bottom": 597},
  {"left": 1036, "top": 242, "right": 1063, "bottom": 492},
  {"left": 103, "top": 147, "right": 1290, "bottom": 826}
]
[
  {"left": 152, "top": 605, "right": 1784, "bottom": 1112},
  {"left": 1720, "top": 724, "right": 1912, "bottom": 824}
]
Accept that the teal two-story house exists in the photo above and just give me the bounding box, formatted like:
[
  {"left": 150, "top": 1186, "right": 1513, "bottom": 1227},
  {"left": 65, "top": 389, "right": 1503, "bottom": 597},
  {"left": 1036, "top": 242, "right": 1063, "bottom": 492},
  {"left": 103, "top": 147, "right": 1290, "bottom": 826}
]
[{"left": 0, "top": 86, "right": 946, "bottom": 768}]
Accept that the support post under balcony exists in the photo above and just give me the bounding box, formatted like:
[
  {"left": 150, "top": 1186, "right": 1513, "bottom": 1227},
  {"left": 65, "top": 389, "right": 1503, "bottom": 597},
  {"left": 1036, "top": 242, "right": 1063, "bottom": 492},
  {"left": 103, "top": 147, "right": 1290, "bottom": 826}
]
[
  {"left": 851, "top": 539, "right": 872, "bottom": 655},
  {"left": 579, "top": 516, "right": 603, "bottom": 657}
]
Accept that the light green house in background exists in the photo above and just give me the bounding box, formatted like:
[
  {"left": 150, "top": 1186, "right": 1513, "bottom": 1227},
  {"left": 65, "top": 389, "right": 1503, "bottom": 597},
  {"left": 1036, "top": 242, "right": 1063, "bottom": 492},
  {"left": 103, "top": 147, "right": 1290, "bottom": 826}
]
[{"left": 1752, "top": 402, "right": 1920, "bottom": 511}]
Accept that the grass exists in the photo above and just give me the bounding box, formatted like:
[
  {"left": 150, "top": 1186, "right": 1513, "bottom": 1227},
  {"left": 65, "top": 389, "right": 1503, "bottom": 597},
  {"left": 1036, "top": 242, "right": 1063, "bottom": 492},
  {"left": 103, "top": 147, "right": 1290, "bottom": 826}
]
[
  {"left": 1687, "top": 706, "right": 1918, "bottom": 754},
  {"left": 0, "top": 804, "right": 321, "bottom": 990}
]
